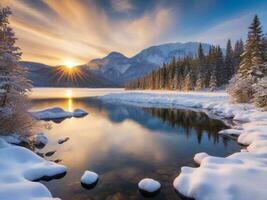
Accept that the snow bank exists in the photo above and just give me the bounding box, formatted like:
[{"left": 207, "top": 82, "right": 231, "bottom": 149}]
[
  {"left": 80, "top": 171, "right": 99, "bottom": 187},
  {"left": 0, "top": 133, "right": 27, "bottom": 144},
  {"left": 31, "top": 107, "right": 88, "bottom": 120},
  {"left": 0, "top": 139, "right": 66, "bottom": 200},
  {"left": 101, "top": 90, "right": 267, "bottom": 200},
  {"left": 138, "top": 178, "right": 161, "bottom": 196}
]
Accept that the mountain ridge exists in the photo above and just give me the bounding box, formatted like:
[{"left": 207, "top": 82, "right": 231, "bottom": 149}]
[
  {"left": 21, "top": 42, "right": 211, "bottom": 87},
  {"left": 86, "top": 42, "right": 211, "bottom": 84}
]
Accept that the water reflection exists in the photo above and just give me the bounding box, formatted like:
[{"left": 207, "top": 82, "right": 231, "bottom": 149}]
[
  {"left": 30, "top": 98, "right": 240, "bottom": 200},
  {"left": 143, "top": 107, "right": 229, "bottom": 145}
]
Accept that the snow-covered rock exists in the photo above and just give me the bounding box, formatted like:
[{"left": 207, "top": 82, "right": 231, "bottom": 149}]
[
  {"left": 218, "top": 128, "right": 243, "bottom": 136},
  {"left": 138, "top": 178, "right": 161, "bottom": 196},
  {"left": 101, "top": 90, "right": 267, "bottom": 199},
  {"left": 31, "top": 107, "right": 88, "bottom": 120},
  {"left": 80, "top": 171, "right": 99, "bottom": 189},
  {"left": 0, "top": 139, "right": 66, "bottom": 200},
  {"left": 73, "top": 109, "right": 88, "bottom": 117},
  {"left": 32, "top": 133, "right": 48, "bottom": 148},
  {"left": 32, "top": 107, "right": 73, "bottom": 120}
]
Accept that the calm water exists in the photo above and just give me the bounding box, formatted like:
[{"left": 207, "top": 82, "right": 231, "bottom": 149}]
[{"left": 30, "top": 89, "right": 240, "bottom": 200}]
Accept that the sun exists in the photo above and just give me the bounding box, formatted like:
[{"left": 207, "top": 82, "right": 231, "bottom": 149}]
[
  {"left": 64, "top": 60, "right": 75, "bottom": 69},
  {"left": 66, "top": 89, "right": 72, "bottom": 98}
]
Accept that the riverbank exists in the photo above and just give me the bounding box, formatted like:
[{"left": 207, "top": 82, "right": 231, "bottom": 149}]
[{"left": 100, "top": 90, "right": 267, "bottom": 200}]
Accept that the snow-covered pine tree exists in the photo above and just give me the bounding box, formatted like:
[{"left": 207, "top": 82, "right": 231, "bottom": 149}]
[
  {"left": 225, "top": 39, "right": 234, "bottom": 80},
  {"left": 227, "top": 74, "right": 254, "bottom": 103},
  {"left": 209, "top": 71, "right": 217, "bottom": 91},
  {"left": 195, "top": 73, "right": 205, "bottom": 91},
  {"left": 253, "top": 76, "right": 267, "bottom": 110},
  {"left": 184, "top": 72, "right": 193, "bottom": 91},
  {"left": 0, "top": 7, "right": 32, "bottom": 134},
  {"left": 228, "top": 15, "right": 266, "bottom": 104},
  {"left": 239, "top": 15, "right": 265, "bottom": 79}
]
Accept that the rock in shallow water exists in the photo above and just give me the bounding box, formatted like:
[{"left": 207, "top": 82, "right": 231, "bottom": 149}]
[
  {"left": 138, "top": 178, "right": 161, "bottom": 197},
  {"left": 81, "top": 171, "right": 99, "bottom": 189},
  {"left": 45, "top": 150, "right": 56, "bottom": 157},
  {"left": 58, "top": 137, "right": 69, "bottom": 144}
]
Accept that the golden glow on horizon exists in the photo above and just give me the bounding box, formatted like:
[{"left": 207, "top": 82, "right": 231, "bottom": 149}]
[{"left": 64, "top": 60, "right": 75, "bottom": 69}]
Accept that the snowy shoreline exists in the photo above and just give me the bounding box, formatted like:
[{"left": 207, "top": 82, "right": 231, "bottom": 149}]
[
  {"left": 0, "top": 139, "right": 66, "bottom": 200},
  {"left": 100, "top": 90, "right": 267, "bottom": 200}
]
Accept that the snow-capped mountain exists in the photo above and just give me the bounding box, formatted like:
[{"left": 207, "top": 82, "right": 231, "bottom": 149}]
[{"left": 87, "top": 42, "right": 210, "bottom": 84}]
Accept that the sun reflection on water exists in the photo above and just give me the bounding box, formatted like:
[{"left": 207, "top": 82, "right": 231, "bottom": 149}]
[
  {"left": 65, "top": 89, "right": 73, "bottom": 112},
  {"left": 68, "top": 98, "right": 73, "bottom": 112}
]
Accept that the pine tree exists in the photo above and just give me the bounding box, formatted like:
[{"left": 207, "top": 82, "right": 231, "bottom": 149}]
[
  {"left": 196, "top": 43, "right": 206, "bottom": 90},
  {"left": 225, "top": 39, "right": 234, "bottom": 80},
  {"left": 233, "top": 39, "right": 244, "bottom": 73},
  {"left": 239, "top": 15, "right": 265, "bottom": 79},
  {"left": 0, "top": 7, "right": 32, "bottom": 134},
  {"left": 215, "top": 46, "right": 226, "bottom": 86}
]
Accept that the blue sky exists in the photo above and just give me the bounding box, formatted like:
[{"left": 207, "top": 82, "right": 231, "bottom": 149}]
[{"left": 2, "top": 0, "right": 267, "bottom": 65}]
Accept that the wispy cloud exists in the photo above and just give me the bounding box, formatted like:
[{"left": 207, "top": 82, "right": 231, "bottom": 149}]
[
  {"left": 111, "top": 0, "right": 135, "bottom": 13},
  {"left": 194, "top": 14, "right": 253, "bottom": 45},
  {"left": 2, "top": 0, "right": 173, "bottom": 65}
]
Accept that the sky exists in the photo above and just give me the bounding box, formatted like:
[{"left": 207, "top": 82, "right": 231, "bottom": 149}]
[{"left": 2, "top": 0, "right": 267, "bottom": 66}]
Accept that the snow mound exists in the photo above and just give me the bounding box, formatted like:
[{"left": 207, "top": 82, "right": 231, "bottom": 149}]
[
  {"left": 31, "top": 107, "right": 88, "bottom": 120},
  {"left": 0, "top": 139, "right": 66, "bottom": 200},
  {"left": 138, "top": 178, "right": 161, "bottom": 194},
  {"left": 80, "top": 171, "right": 98, "bottom": 189},
  {"left": 194, "top": 152, "right": 209, "bottom": 165},
  {"left": 174, "top": 152, "right": 267, "bottom": 200}
]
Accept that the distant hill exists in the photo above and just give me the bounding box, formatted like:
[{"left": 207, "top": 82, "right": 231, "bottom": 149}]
[
  {"left": 86, "top": 42, "right": 211, "bottom": 84},
  {"left": 20, "top": 61, "right": 117, "bottom": 88}
]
